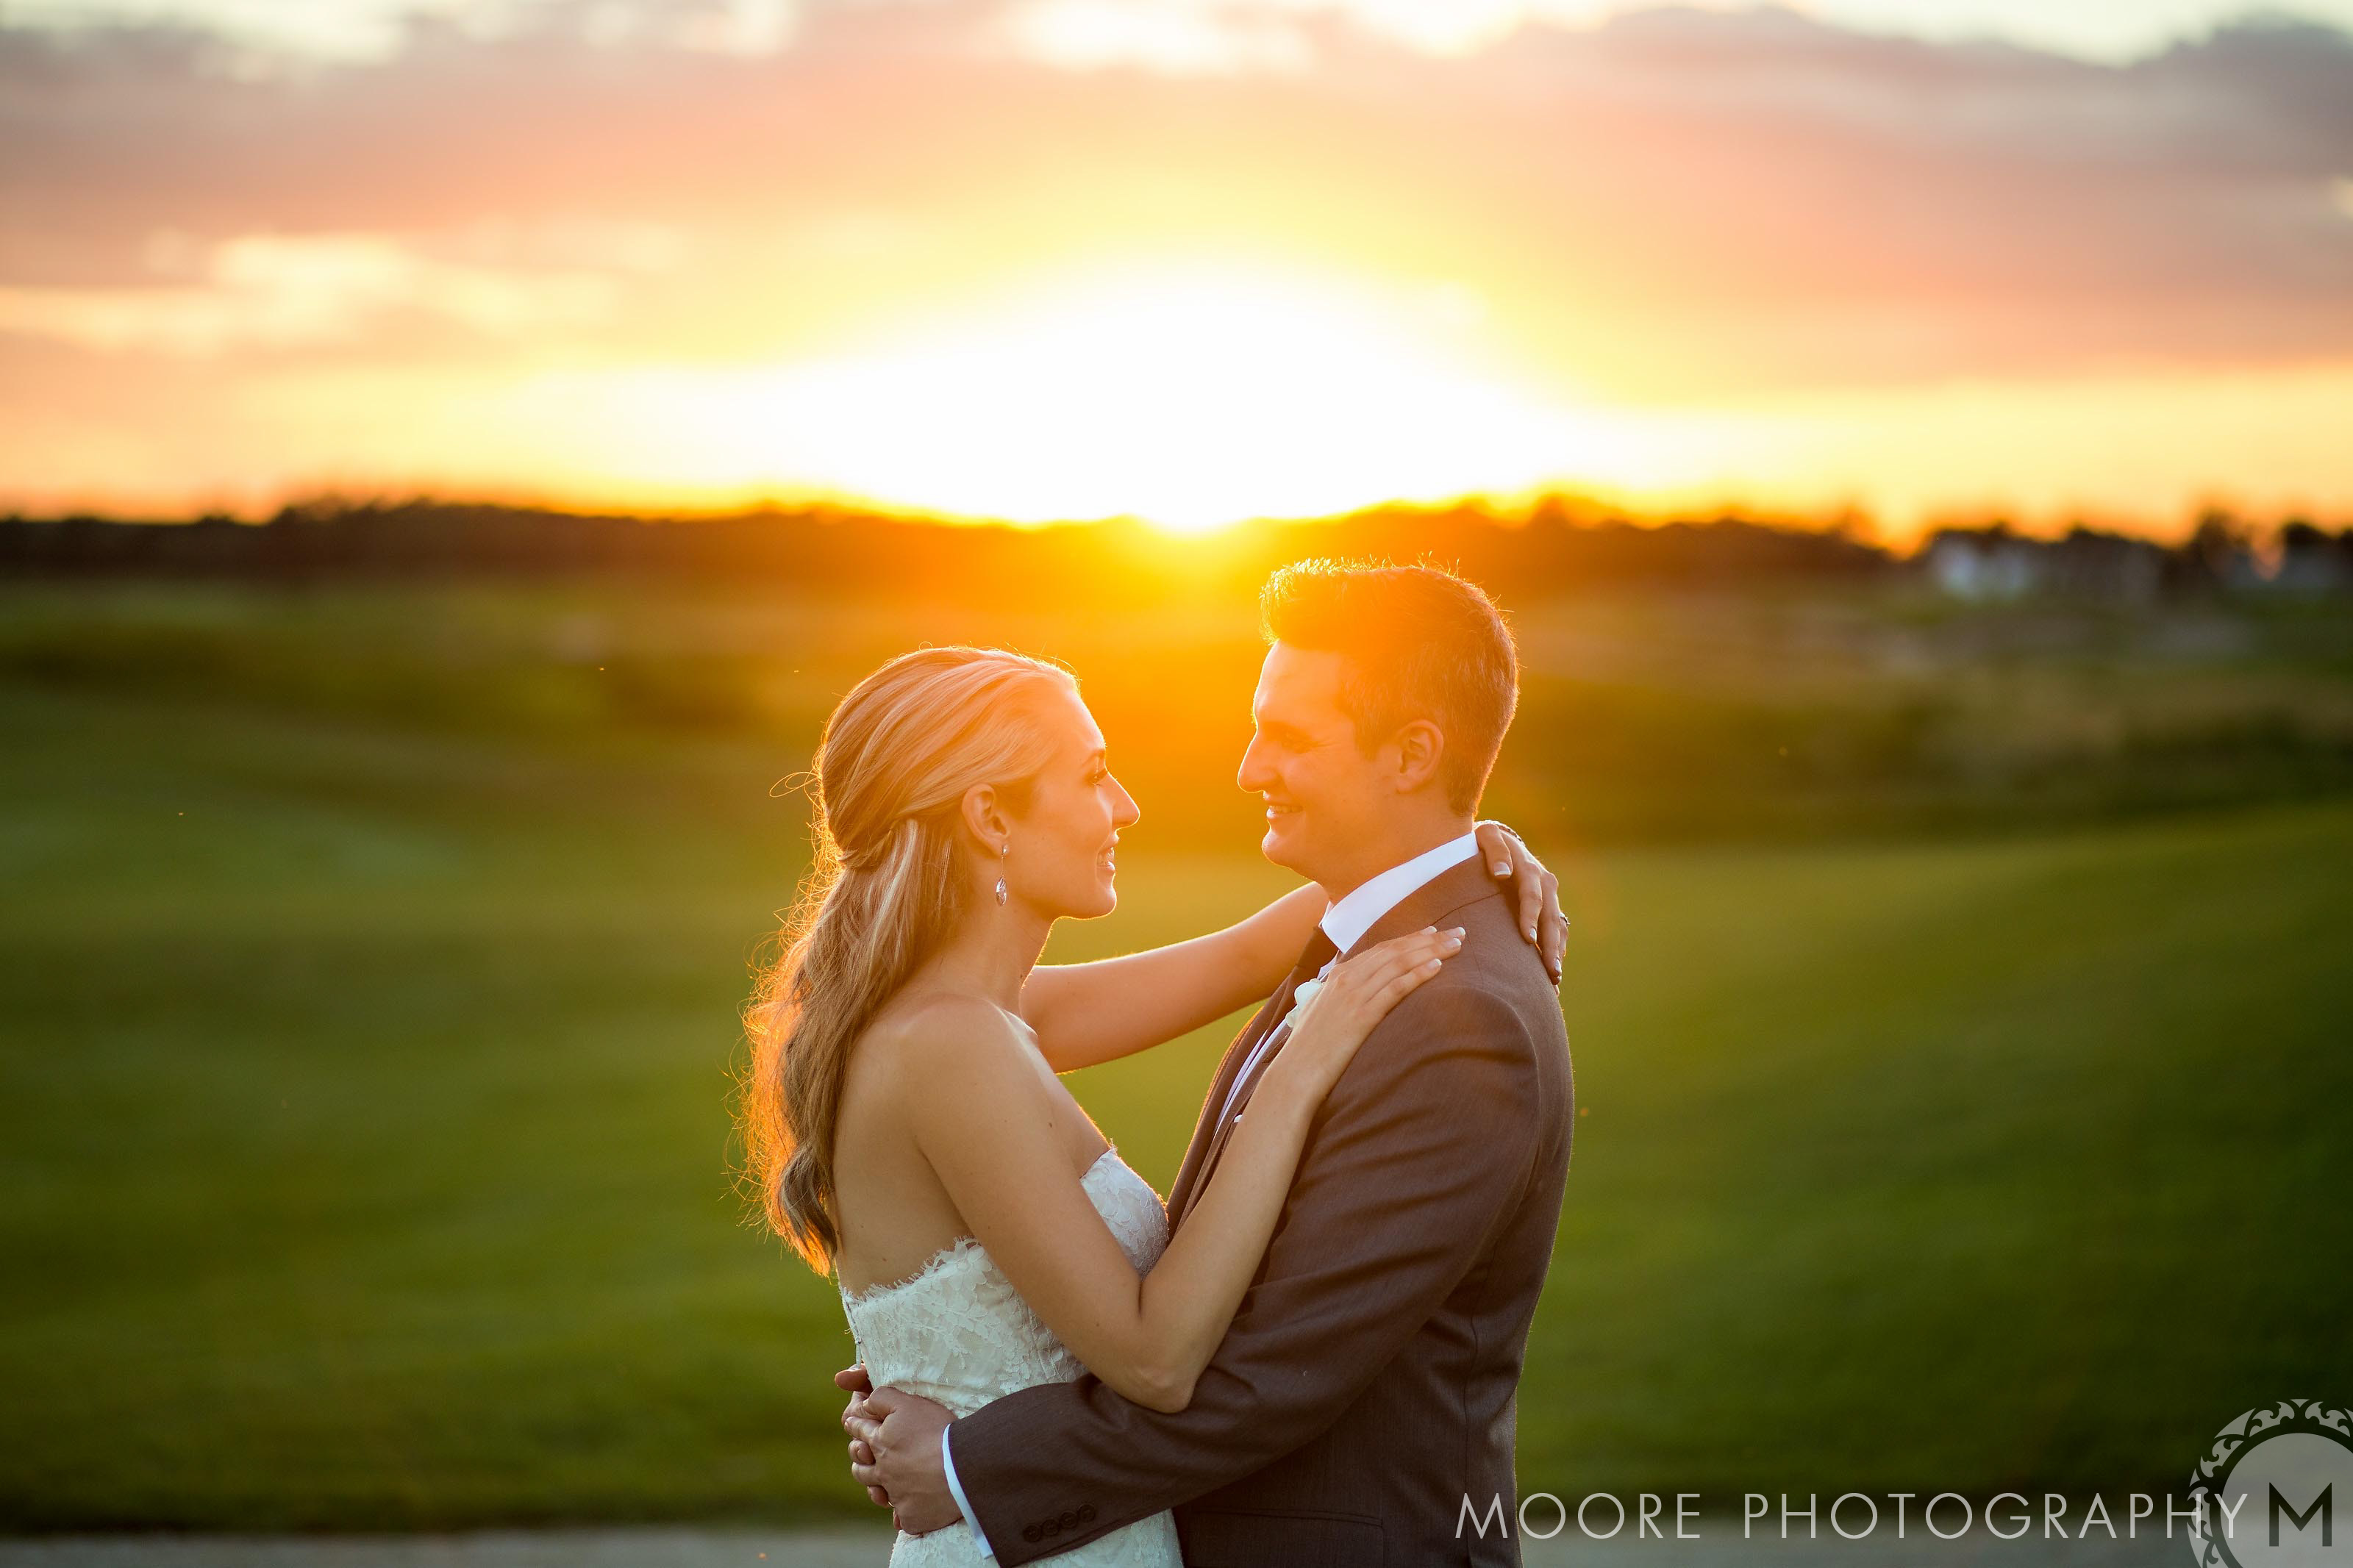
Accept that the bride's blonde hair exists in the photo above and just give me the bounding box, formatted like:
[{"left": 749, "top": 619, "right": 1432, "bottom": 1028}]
[{"left": 740, "top": 645, "right": 1078, "bottom": 1270}]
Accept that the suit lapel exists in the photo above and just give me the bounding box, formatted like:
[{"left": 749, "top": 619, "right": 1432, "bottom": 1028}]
[
  {"left": 1165, "top": 986, "right": 1294, "bottom": 1225},
  {"left": 1178, "top": 1002, "right": 1300, "bottom": 1225}
]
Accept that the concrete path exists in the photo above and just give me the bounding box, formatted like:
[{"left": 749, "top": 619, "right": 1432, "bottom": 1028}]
[{"left": 0, "top": 1522, "right": 2186, "bottom": 1567}]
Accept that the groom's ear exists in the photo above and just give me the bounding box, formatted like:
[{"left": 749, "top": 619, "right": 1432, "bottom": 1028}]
[{"left": 1388, "top": 717, "right": 1447, "bottom": 795}]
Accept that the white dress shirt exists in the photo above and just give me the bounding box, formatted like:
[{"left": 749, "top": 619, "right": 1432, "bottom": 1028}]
[{"left": 940, "top": 829, "right": 1482, "bottom": 1556}]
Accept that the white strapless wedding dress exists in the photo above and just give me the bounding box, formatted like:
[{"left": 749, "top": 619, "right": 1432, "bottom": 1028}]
[{"left": 839, "top": 1148, "right": 1184, "bottom": 1567}]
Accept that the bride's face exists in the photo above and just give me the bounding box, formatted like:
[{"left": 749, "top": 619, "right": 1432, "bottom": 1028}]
[{"left": 1005, "top": 688, "right": 1140, "bottom": 920}]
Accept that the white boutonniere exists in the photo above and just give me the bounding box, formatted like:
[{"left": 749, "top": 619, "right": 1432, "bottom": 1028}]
[{"left": 1277, "top": 974, "right": 1325, "bottom": 1035}]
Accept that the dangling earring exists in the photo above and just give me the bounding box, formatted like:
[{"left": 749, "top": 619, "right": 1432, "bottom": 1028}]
[{"left": 995, "top": 840, "right": 1009, "bottom": 906}]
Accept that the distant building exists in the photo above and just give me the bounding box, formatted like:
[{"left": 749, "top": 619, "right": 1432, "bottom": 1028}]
[
  {"left": 1924, "top": 529, "right": 2041, "bottom": 601},
  {"left": 1921, "top": 523, "right": 2271, "bottom": 604},
  {"left": 2272, "top": 521, "right": 2353, "bottom": 595},
  {"left": 2044, "top": 528, "right": 2165, "bottom": 604}
]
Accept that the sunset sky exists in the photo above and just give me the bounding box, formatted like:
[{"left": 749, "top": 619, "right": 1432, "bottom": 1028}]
[{"left": 4, "top": 0, "right": 2352, "bottom": 538}]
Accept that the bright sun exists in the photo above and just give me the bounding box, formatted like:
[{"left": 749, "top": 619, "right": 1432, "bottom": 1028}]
[{"left": 581, "top": 257, "right": 1627, "bottom": 533}]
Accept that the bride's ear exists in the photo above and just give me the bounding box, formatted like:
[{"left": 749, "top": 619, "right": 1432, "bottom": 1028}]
[{"left": 957, "top": 783, "right": 1010, "bottom": 855}]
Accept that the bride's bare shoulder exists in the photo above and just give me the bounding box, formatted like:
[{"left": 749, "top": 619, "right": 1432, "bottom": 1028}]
[
  {"left": 859, "top": 990, "right": 1038, "bottom": 1081},
  {"left": 854, "top": 992, "right": 1064, "bottom": 1157}
]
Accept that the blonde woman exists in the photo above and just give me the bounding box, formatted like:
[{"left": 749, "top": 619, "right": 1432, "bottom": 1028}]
[{"left": 743, "top": 640, "right": 1563, "bottom": 1567}]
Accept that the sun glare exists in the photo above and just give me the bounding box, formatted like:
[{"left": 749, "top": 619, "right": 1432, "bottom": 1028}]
[
  {"left": 226, "top": 255, "right": 2353, "bottom": 541},
  {"left": 571, "top": 259, "right": 1628, "bottom": 533}
]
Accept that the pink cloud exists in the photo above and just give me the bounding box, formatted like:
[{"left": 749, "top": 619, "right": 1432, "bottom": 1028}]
[{"left": 0, "top": 2, "right": 2348, "bottom": 397}]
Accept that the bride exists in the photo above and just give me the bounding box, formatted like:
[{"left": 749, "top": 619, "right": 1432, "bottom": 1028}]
[{"left": 738, "top": 646, "right": 1558, "bottom": 1566}]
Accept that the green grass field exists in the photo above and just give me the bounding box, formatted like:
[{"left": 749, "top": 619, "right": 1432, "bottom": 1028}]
[{"left": 2, "top": 588, "right": 2350, "bottom": 1530}]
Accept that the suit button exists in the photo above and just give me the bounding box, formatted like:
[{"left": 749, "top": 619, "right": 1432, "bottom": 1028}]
[
  {"left": 1078, "top": 1505, "right": 1097, "bottom": 1524},
  {"left": 1058, "top": 1511, "right": 1079, "bottom": 1531},
  {"left": 1023, "top": 1524, "right": 1043, "bottom": 1543}
]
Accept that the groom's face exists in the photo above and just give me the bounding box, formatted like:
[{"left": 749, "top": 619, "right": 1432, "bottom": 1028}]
[{"left": 1238, "top": 642, "right": 1392, "bottom": 889}]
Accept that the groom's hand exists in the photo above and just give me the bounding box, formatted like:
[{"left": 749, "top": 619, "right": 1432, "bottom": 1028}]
[
  {"left": 846, "top": 1385, "right": 960, "bottom": 1536},
  {"left": 835, "top": 1364, "right": 891, "bottom": 1509}
]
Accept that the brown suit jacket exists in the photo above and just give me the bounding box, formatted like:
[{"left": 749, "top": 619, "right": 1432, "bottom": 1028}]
[{"left": 947, "top": 856, "right": 1576, "bottom": 1566}]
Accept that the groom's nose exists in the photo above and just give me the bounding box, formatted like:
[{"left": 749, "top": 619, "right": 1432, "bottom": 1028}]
[{"left": 1237, "top": 734, "right": 1275, "bottom": 795}]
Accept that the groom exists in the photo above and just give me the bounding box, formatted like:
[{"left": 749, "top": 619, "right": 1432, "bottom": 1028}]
[{"left": 846, "top": 559, "right": 1574, "bottom": 1566}]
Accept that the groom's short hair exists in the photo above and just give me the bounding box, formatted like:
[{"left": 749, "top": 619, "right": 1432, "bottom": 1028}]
[{"left": 1260, "top": 559, "right": 1518, "bottom": 812}]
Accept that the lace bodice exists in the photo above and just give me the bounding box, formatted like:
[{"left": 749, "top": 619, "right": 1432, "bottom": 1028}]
[{"left": 839, "top": 1148, "right": 1181, "bottom": 1567}]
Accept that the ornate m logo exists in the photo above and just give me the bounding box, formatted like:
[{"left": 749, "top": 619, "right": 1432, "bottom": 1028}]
[{"left": 2190, "top": 1400, "right": 2353, "bottom": 1568}]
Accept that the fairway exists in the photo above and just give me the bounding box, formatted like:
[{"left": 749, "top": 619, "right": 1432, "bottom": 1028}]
[{"left": 1, "top": 675, "right": 2349, "bottom": 1529}]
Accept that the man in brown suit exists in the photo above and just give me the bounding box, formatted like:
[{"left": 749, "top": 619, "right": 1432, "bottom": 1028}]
[{"left": 846, "top": 559, "right": 1575, "bottom": 1566}]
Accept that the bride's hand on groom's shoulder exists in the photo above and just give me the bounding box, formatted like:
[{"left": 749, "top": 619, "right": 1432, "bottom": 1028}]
[
  {"left": 1474, "top": 821, "right": 1567, "bottom": 986},
  {"left": 1270, "top": 926, "right": 1463, "bottom": 1104}
]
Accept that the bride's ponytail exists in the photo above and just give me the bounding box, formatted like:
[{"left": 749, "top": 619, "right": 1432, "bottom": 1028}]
[{"left": 739, "top": 647, "right": 1074, "bottom": 1270}]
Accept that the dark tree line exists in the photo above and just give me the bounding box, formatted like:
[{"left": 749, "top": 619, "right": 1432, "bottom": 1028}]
[{"left": 2, "top": 495, "right": 2342, "bottom": 605}]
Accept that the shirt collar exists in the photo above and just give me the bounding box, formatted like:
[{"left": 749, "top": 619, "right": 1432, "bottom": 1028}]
[{"left": 1317, "top": 830, "right": 1481, "bottom": 958}]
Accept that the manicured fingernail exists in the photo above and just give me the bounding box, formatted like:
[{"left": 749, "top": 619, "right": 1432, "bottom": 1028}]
[{"left": 1493, "top": 862, "right": 1510, "bottom": 875}]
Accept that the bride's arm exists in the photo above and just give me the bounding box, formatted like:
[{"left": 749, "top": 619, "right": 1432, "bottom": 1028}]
[
  {"left": 1018, "top": 884, "right": 1324, "bottom": 1073},
  {"left": 1021, "top": 822, "right": 1564, "bottom": 1073},
  {"left": 904, "top": 932, "right": 1458, "bottom": 1413}
]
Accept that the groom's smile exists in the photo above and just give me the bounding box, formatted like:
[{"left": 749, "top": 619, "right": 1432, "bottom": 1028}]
[{"left": 1238, "top": 642, "right": 1419, "bottom": 896}]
